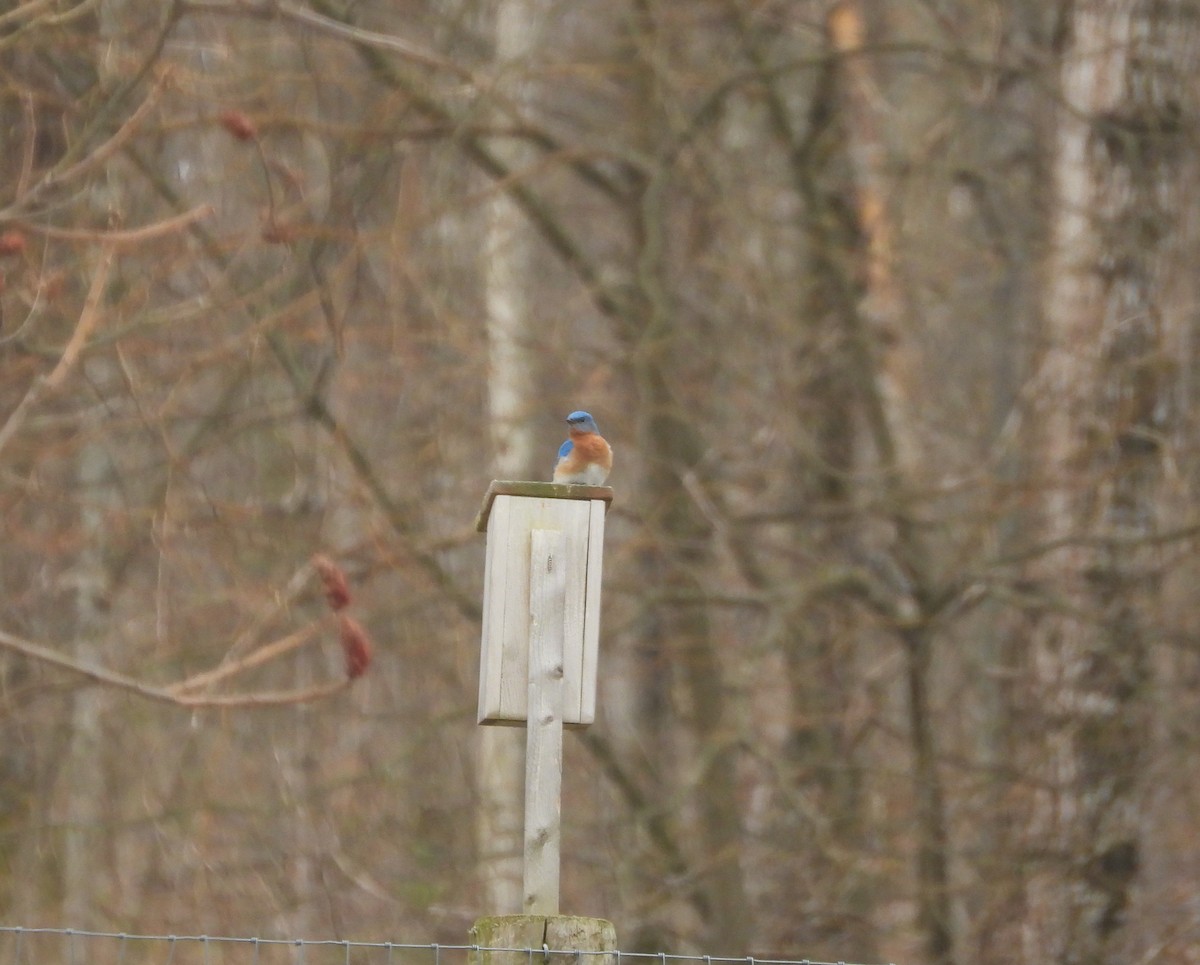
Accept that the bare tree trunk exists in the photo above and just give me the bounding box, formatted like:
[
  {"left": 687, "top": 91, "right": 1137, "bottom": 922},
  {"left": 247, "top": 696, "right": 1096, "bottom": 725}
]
[
  {"left": 55, "top": 0, "right": 133, "bottom": 919},
  {"left": 826, "top": 2, "right": 921, "bottom": 471},
  {"left": 607, "top": 4, "right": 755, "bottom": 950},
  {"left": 730, "top": 4, "right": 953, "bottom": 958},
  {"left": 763, "top": 20, "right": 878, "bottom": 959},
  {"left": 632, "top": 365, "right": 751, "bottom": 953},
  {"left": 59, "top": 414, "right": 112, "bottom": 927},
  {"left": 824, "top": 7, "right": 955, "bottom": 962},
  {"left": 1028, "top": 3, "right": 1196, "bottom": 962}
]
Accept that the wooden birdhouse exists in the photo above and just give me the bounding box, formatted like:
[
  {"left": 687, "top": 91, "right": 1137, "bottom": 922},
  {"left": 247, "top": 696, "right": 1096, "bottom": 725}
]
[{"left": 475, "top": 480, "right": 612, "bottom": 727}]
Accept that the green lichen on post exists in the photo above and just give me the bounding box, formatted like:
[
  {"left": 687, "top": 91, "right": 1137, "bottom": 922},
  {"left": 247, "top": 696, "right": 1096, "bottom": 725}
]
[
  {"left": 475, "top": 481, "right": 614, "bottom": 532},
  {"left": 469, "top": 915, "right": 617, "bottom": 965}
]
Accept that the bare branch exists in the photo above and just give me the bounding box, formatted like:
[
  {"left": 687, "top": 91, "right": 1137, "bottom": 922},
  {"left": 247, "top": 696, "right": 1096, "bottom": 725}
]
[
  {"left": 0, "top": 555, "right": 362, "bottom": 709},
  {"left": 0, "top": 622, "right": 354, "bottom": 709},
  {"left": 168, "top": 623, "right": 322, "bottom": 695},
  {"left": 15, "top": 204, "right": 214, "bottom": 249},
  {"left": 0, "top": 204, "right": 211, "bottom": 456},
  {"left": 17, "top": 90, "right": 35, "bottom": 201},
  {"left": 43, "top": 244, "right": 115, "bottom": 391},
  {"left": 272, "top": 1, "right": 474, "bottom": 79},
  {"left": 173, "top": 678, "right": 351, "bottom": 708},
  {"left": 10, "top": 67, "right": 171, "bottom": 212},
  {"left": 0, "top": 244, "right": 115, "bottom": 461},
  {"left": 179, "top": 0, "right": 471, "bottom": 77},
  {"left": 0, "top": 627, "right": 181, "bottom": 704}
]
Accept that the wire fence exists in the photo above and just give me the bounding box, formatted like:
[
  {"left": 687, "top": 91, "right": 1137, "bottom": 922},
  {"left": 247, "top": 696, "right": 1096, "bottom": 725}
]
[{"left": 0, "top": 927, "right": 886, "bottom": 965}]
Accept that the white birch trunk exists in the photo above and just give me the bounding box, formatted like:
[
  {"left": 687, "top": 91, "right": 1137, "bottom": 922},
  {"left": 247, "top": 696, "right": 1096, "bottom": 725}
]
[
  {"left": 1029, "top": 3, "right": 1196, "bottom": 962},
  {"left": 477, "top": 0, "right": 553, "bottom": 915}
]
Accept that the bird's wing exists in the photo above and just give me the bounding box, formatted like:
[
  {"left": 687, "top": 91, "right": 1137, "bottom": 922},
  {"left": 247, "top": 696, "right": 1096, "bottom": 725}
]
[{"left": 557, "top": 439, "right": 574, "bottom": 459}]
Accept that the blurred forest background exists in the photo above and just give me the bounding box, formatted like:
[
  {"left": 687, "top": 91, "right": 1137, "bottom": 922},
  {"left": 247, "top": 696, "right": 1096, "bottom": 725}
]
[{"left": 2, "top": 2, "right": 1200, "bottom": 965}]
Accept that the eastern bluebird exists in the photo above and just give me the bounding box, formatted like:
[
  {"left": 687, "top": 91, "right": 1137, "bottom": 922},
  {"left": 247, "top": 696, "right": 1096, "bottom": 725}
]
[{"left": 553, "top": 410, "right": 613, "bottom": 485}]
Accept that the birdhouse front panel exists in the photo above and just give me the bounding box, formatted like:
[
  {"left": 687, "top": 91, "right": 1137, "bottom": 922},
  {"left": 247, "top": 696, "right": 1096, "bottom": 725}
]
[{"left": 478, "top": 489, "right": 606, "bottom": 726}]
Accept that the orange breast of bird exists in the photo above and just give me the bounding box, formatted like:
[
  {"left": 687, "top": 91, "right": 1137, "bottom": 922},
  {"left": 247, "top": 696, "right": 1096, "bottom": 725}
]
[{"left": 569, "top": 431, "right": 613, "bottom": 470}]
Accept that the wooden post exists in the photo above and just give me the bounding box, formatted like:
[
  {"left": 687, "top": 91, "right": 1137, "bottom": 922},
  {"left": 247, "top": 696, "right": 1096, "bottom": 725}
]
[
  {"left": 473, "top": 482, "right": 615, "bottom": 948},
  {"left": 524, "top": 529, "right": 565, "bottom": 914},
  {"left": 470, "top": 915, "right": 617, "bottom": 965}
]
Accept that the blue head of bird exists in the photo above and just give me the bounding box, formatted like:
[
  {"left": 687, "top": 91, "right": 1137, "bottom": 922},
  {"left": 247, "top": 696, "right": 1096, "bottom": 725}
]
[{"left": 566, "top": 411, "right": 600, "bottom": 434}]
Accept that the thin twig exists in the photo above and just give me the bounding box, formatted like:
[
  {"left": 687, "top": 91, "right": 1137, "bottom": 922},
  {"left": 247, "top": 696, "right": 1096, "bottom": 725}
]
[
  {"left": 0, "top": 626, "right": 352, "bottom": 709},
  {"left": 173, "top": 678, "right": 350, "bottom": 708},
  {"left": 169, "top": 623, "right": 321, "bottom": 694},
  {"left": 0, "top": 627, "right": 181, "bottom": 704},
  {"left": 181, "top": 0, "right": 473, "bottom": 78},
  {"left": 0, "top": 0, "right": 60, "bottom": 30},
  {"left": 220, "top": 559, "right": 319, "bottom": 665},
  {"left": 0, "top": 279, "right": 46, "bottom": 347},
  {"left": 43, "top": 244, "right": 115, "bottom": 391},
  {"left": 0, "top": 244, "right": 115, "bottom": 460},
  {"left": 39, "top": 68, "right": 170, "bottom": 194},
  {"left": 16, "top": 204, "right": 213, "bottom": 249},
  {"left": 17, "top": 90, "right": 35, "bottom": 201}
]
